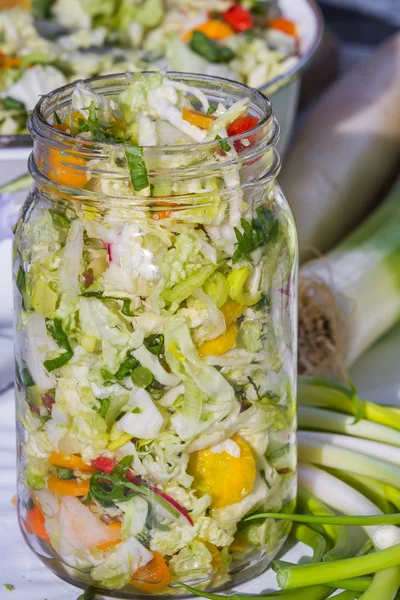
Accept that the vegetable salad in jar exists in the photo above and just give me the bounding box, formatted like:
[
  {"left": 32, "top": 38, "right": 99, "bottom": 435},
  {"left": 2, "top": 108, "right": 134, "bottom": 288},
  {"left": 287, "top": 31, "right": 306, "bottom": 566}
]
[{"left": 14, "top": 72, "right": 297, "bottom": 595}]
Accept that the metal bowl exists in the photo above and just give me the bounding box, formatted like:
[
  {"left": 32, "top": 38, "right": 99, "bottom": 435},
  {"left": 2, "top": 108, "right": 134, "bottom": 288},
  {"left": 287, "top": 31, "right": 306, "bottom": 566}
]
[{"left": 0, "top": 0, "right": 322, "bottom": 156}]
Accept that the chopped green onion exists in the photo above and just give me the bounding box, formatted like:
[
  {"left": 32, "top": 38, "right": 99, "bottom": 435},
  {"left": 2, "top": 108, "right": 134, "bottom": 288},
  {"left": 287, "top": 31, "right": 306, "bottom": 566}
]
[
  {"left": 162, "top": 264, "right": 218, "bottom": 304},
  {"left": 81, "top": 291, "right": 135, "bottom": 317},
  {"left": 216, "top": 135, "right": 231, "bottom": 153},
  {"left": 125, "top": 146, "right": 149, "bottom": 192},
  {"left": 131, "top": 366, "right": 153, "bottom": 388},
  {"left": 95, "top": 397, "right": 110, "bottom": 420},
  {"left": 43, "top": 318, "right": 73, "bottom": 372}
]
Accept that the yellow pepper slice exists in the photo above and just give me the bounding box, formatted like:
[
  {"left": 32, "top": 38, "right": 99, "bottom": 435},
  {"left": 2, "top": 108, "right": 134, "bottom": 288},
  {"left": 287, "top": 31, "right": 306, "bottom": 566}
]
[
  {"left": 198, "top": 322, "right": 238, "bottom": 357},
  {"left": 220, "top": 298, "right": 245, "bottom": 326},
  {"left": 183, "top": 20, "right": 234, "bottom": 41},
  {"left": 182, "top": 108, "right": 216, "bottom": 130},
  {"left": 47, "top": 475, "right": 90, "bottom": 497},
  {"left": 49, "top": 452, "right": 94, "bottom": 472},
  {"left": 188, "top": 434, "right": 256, "bottom": 509}
]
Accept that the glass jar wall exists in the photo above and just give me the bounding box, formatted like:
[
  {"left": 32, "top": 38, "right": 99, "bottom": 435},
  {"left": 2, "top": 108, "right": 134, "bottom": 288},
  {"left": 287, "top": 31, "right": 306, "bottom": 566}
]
[{"left": 13, "top": 73, "right": 297, "bottom": 597}]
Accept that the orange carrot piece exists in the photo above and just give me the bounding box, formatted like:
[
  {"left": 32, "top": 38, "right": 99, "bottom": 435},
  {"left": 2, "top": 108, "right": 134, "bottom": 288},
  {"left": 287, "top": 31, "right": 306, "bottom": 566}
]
[
  {"left": 182, "top": 107, "right": 216, "bottom": 130},
  {"left": 131, "top": 551, "right": 171, "bottom": 591},
  {"left": 24, "top": 505, "right": 50, "bottom": 543},
  {"left": 269, "top": 17, "right": 298, "bottom": 38}
]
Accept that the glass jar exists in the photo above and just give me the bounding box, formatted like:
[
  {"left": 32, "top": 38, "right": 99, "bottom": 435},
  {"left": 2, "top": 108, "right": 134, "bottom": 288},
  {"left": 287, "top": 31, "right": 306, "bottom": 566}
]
[{"left": 13, "top": 73, "right": 297, "bottom": 597}]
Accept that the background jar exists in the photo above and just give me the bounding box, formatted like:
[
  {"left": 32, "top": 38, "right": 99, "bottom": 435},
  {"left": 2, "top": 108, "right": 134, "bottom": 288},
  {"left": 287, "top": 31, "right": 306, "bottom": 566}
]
[{"left": 13, "top": 73, "right": 297, "bottom": 597}]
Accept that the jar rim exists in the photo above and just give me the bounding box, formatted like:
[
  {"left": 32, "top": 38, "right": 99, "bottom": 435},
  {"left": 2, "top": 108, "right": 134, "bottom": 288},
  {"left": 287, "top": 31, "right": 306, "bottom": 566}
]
[{"left": 30, "top": 71, "right": 275, "bottom": 153}]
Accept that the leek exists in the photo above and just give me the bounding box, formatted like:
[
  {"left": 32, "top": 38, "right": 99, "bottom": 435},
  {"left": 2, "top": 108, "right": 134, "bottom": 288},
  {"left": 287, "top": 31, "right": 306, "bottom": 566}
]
[
  {"left": 298, "top": 407, "right": 400, "bottom": 446},
  {"left": 298, "top": 376, "right": 400, "bottom": 431},
  {"left": 298, "top": 176, "right": 400, "bottom": 374},
  {"left": 178, "top": 582, "right": 330, "bottom": 600}
]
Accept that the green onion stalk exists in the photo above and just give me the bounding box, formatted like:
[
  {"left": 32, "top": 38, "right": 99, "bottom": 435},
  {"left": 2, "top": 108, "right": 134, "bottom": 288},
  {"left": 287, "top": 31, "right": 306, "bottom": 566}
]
[
  {"left": 298, "top": 407, "right": 400, "bottom": 446},
  {"left": 298, "top": 175, "right": 400, "bottom": 377},
  {"left": 297, "top": 488, "right": 354, "bottom": 561}
]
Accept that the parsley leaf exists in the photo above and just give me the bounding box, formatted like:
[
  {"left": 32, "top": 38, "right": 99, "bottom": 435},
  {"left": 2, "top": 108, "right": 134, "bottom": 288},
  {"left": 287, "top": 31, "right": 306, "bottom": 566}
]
[
  {"left": 77, "top": 102, "right": 125, "bottom": 143},
  {"left": 232, "top": 205, "right": 279, "bottom": 263}
]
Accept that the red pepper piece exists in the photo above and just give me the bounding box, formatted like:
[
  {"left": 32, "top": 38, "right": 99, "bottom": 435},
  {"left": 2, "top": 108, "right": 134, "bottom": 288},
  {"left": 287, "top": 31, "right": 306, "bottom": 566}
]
[
  {"left": 92, "top": 456, "right": 117, "bottom": 473},
  {"left": 222, "top": 5, "right": 253, "bottom": 32},
  {"left": 227, "top": 115, "right": 260, "bottom": 152}
]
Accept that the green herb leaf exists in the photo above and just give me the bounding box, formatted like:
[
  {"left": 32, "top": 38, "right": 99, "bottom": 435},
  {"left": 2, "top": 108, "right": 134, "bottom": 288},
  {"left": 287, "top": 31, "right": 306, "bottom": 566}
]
[
  {"left": 125, "top": 146, "right": 149, "bottom": 192},
  {"left": 189, "top": 31, "right": 235, "bottom": 64},
  {"left": 53, "top": 111, "right": 62, "bottom": 125},
  {"left": 16, "top": 266, "right": 25, "bottom": 297},
  {"left": 16, "top": 362, "right": 35, "bottom": 388},
  {"left": 81, "top": 291, "right": 135, "bottom": 316},
  {"left": 254, "top": 295, "right": 271, "bottom": 311},
  {"left": 32, "top": 0, "right": 52, "bottom": 19},
  {"left": 267, "top": 443, "right": 290, "bottom": 461},
  {"left": 190, "top": 31, "right": 219, "bottom": 61},
  {"left": 43, "top": 318, "right": 73, "bottom": 372},
  {"left": 115, "top": 354, "right": 139, "bottom": 380},
  {"left": 207, "top": 106, "right": 217, "bottom": 115},
  {"left": 216, "top": 135, "right": 231, "bottom": 153},
  {"left": 77, "top": 589, "right": 97, "bottom": 600},
  {"left": 112, "top": 454, "right": 134, "bottom": 478},
  {"left": 49, "top": 209, "right": 71, "bottom": 230},
  {"left": 3, "top": 97, "right": 25, "bottom": 111},
  {"left": 3, "top": 584, "right": 15, "bottom": 591},
  {"left": 233, "top": 206, "right": 279, "bottom": 263},
  {"left": 57, "top": 468, "right": 76, "bottom": 480}
]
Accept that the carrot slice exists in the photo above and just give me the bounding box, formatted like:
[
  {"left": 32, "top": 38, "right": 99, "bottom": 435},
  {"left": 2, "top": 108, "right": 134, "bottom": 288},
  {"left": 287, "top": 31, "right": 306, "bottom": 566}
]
[
  {"left": 0, "top": 52, "right": 22, "bottom": 68},
  {"left": 47, "top": 148, "right": 87, "bottom": 188},
  {"left": 96, "top": 522, "right": 122, "bottom": 550},
  {"left": 131, "top": 551, "right": 171, "bottom": 591},
  {"left": 24, "top": 505, "right": 50, "bottom": 543},
  {"left": 182, "top": 108, "right": 216, "bottom": 130},
  {"left": 49, "top": 452, "right": 94, "bottom": 472},
  {"left": 152, "top": 201, "right": 178, "bottom": 221},
  {"left": 269, "top": 17, "right": 298, "bottom": 38},
  {"left": 47, "top": 475, "right": 90, "bottom": 497}
]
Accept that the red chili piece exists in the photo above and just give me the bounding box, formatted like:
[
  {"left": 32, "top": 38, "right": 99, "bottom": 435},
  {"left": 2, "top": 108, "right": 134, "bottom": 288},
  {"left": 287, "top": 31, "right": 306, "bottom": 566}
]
[{"left": 222, "top": 5, "right": 253, "bottom": 31}]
